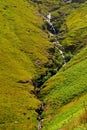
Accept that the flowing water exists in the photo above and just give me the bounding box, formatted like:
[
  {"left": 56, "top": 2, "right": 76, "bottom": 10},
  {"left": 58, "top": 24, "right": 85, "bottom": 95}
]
[
  {"left": 46, "top": 13, "right": 56, "bottom": 34},
  {"left": 37, "top": 13, "right": 66, "bottom": 130},
  {"left": 46, "top": 13, "right": 66, "bottom": 64}
]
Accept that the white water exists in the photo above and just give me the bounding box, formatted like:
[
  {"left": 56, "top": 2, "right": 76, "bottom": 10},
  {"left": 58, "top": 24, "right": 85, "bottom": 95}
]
[
  {"left": 46, "top": 13, "right": 66, "bottom": 64},
  {"left": 38, "top": 121, "right": 42, "bottom": 130},
  {"left": 37, "top": 13, "right": 66, "bottom": 130},
  {"left": 47, "top": 13, "right": 51, "bottom": 23},
  {"left": 46, "top": 13, "right": 56, "bottom": 34}
]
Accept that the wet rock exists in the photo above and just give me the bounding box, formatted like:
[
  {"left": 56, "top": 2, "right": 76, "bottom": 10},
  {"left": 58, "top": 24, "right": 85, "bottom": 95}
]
[
  {"left": 23, "top": 112, "right": 27, "bottom": 115},
  {"left": 27, "top": 117, "right": 30, "bottom": 120}
]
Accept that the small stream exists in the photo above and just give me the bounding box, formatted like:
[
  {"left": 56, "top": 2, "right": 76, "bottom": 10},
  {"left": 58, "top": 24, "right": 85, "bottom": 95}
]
[
  {"left": 46, "top": 13, "right": 66, "bottom": 64},
  {"left": 37, "top": 13, "right": 66, "bottom": 130},
  {"left": 37, "top": 103, "right": 45, "bottom": 130}
]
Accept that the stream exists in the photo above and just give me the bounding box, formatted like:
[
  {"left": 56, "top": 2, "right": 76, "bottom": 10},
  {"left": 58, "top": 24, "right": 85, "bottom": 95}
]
[
  {"left": 46, "top": 13, "right": 66, "bottom": 64},
  {"left": 37, "top": 13, "right": 66, "bottom": 130}
]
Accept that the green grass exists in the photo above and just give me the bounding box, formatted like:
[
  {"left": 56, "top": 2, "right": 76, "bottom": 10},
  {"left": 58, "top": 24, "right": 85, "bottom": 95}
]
[
  {"left": 42, "top": 93, "right": 87, "bottom": 130},
  {"left": 41, "top": 44, "right": 87, "bottom": 130},
  {"left": 0, "top": 0, "right": 52, "bottom": 129},
  {"left": 34, "top": 2, "right": 87, "bottom": 130},
  {"left": 1, "top": 0, "right": 87, "bottom": 130},
  {"left": 62, "top": 3, "right": 87, "bottom": 52}
]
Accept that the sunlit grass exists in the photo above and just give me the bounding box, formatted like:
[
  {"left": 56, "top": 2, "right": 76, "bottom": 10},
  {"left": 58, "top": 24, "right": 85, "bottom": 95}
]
[{"left": 0, "top": 0, "right": 51, "bottom": 129}]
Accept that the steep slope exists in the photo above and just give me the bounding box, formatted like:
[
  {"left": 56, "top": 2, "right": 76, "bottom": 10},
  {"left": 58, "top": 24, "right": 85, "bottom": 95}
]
[
  {"left": 62, "top": 3, "right": 87, "bottom": 53},
  {"left": 40, "top": 3, "right": 87, "bottom": 130},
  {"left": 0, "top": 0, "right": 52, "bottom": 129},
  {"left": 41, "top": 46, "right": 87, "bottom": 130},
  {"left": 1, "top": 0, "right": 87, "bottom": 130}
]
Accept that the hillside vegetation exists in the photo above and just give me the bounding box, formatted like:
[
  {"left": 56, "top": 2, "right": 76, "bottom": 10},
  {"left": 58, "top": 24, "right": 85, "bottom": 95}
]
[
  {"left": 0, "top": 0, "right": 52, "bottom": 129},
  {"left": 41, "top": 45, "right": 87, "bottom": 130},
  {"left": 0, "top": 0, "right": 87, "bottom": 130},
  {"left": 39, "top": 1, "right": 87, "bottom": 130}
]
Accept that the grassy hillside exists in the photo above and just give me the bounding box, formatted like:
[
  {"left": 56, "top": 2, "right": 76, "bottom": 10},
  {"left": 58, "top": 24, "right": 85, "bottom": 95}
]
[
  {"left": 36, "top": 0, "right": 87, "bottom": 54},
  {"left": 39, "top": 2, "right": 87, "bottom": 130},
  {"left": 41, "top": 45, "right": 87, "bottom": 129},
  {"left": 0, "top": 0, "right": 52, "bottom": 129},
  {"left": 62, "top": 3, "right": 87, "bottom": 53},
  {"left": 30, "top": 0, "right": 59, "bottom": 14},
  {"left": 1, "top": 0, "right": 87, "bottom": 130}
]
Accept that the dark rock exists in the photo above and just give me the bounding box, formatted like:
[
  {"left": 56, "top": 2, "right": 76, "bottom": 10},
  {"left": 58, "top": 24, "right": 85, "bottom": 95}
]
[
  {"left": 17, "top": 79, "right": 33, "bottom": 84},
  {"left": 23, "top": 112, "right": 27, "bottom": 115},
  {"left": 27, "top": 117, "right": 30, "bottom": 120}
]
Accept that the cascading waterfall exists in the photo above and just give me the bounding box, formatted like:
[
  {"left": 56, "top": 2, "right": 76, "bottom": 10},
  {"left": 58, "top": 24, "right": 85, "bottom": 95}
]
[
  {"left": 37, "top": 13, "right": 66, "bottom": 130},
  {"left": 46, "top": 13, "right": 56, "bottom": 34},
  {"left": 46, "top": 13, "right": 66, "bottom": 65}
]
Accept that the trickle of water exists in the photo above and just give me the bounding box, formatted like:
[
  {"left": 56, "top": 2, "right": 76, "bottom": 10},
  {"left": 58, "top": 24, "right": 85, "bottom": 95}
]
[
  {"left": 37, "top": 103, "right": 45, "bottom": 130},
  {"left": 46, "top": 13, "right": 56, "bottom": 34},
  {"left": 59, "top": 49, "right": 65, "bottom": 59},
  {"left": 45, "top": 13, "right": 66, "bottom": 64},
  {"left": 47, "top": 13, "right": 51, "bottom": 23},
  {"left": 37, "top": 13, "right": 66, "bottom": 130},
  {"left": 59, "top": 49, "right": 63, "bottom": 54},
  {"left": 38, "top": 120, "right": 42, "bottom": 130}
]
